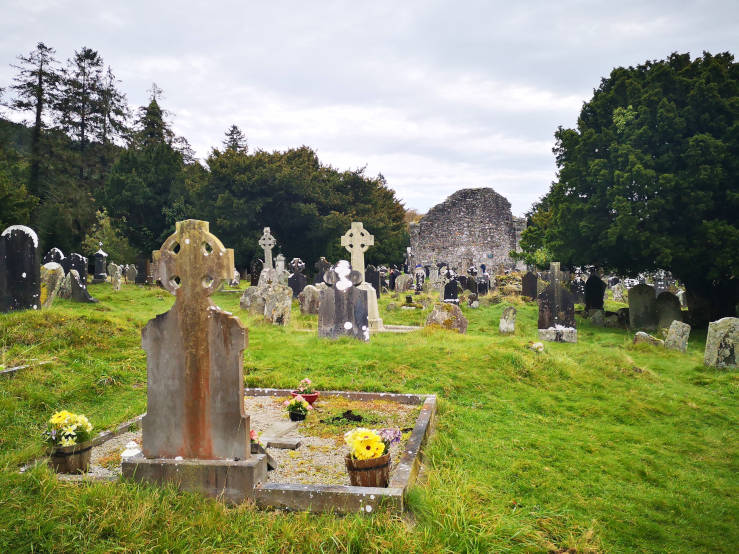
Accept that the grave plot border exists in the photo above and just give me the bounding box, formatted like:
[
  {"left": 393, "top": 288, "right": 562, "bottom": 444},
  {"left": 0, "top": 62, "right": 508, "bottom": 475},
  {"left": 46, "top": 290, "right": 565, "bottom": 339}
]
[{"left": 245, "top": 387, "right": 437, "bottom": 514}]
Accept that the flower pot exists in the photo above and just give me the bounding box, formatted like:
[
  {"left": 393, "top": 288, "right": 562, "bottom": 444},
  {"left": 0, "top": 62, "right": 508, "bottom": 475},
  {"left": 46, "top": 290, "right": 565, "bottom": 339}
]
[
  {"left": 48, "top": 440, "right": 92, "bottom": 474},
  {"left": 291, "top": 391, "right": 319, "bottom": 405},
  {"left": 345, "top": 453, "right": 391, "bottom": 488},
  {"left": 289, "top": 412, "right": 306, "bottom": 421}
]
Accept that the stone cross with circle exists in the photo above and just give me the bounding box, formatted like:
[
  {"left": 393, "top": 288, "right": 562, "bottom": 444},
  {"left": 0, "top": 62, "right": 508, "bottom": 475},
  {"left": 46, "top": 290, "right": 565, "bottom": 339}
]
[
  {"left": 258, "top": 227, "right": 276, "bottom": 268},
  {"left": 340, "top": 222, "right": 374, "bottom": 276}
]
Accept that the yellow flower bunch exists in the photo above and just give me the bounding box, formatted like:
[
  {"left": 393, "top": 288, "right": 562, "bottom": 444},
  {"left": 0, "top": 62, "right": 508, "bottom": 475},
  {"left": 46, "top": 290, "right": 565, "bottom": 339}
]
[
  {"left": 344, "top": 428, "right": 385, "bottom": 460},
  {"left": 44, "top": 410, "right": 93, "bottom": 446}
]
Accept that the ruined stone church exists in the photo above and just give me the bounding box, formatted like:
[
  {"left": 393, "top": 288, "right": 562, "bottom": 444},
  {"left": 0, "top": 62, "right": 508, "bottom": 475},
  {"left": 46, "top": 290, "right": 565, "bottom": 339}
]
[{"left": 408, "top": 188, "right": 525, "bottom": 271}]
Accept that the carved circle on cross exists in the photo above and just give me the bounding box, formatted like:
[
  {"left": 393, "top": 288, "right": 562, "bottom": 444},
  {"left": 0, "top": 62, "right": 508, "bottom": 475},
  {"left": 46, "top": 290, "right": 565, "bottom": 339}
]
[{"left": 153, "top": 220, "right": 234, "bottom": 298}]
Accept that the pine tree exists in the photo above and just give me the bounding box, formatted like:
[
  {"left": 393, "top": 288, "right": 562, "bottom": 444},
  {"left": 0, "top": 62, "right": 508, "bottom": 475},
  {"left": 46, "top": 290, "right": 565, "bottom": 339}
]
[{"left": 222, "top": 124, "right": 248, "bottom": 153}]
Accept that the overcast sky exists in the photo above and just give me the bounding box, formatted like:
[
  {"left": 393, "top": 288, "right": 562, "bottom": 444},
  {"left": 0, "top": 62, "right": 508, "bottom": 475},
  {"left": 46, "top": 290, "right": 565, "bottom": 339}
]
[{"left": 1, "top": 1, "right": 737, "bottom": 215}]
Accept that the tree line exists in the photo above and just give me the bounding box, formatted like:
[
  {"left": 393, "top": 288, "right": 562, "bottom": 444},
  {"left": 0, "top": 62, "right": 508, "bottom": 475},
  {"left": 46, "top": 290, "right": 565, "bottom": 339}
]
[{"left": 0, "top": 43, "right": 408, "bottom": 271}]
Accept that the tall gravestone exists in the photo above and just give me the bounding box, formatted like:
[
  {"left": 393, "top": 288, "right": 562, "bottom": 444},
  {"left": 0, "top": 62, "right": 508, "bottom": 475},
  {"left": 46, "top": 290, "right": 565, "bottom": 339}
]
[
  {"left": 414, "top": 266, "right": 425, "bottom": 295},
  {"left": 122, "top": 220, "right": 266, "bottom": 503},
  {"left": 288, "top": 258, "right": 307, "bottom": 298},
  {"left": 537, "top": 262, "right": 577, "bottom": 342},
  {"left": 341, "top": 222, "right": 383, "bottom": 331},
  {"left": 92, "top": 243, "right": 108, "bottom": 284},
  {"left": 584, "top": 274, "right": 606, "bottom": 310},
  {"left": 364, "top": 264, "right": 381, "bottom": 298},
  {"left": 656, "top": 291, "right": 682, "bottom": 330},
  {"left": 257, "top": 227, "right": 276, "bottom": 286},
  {"left": 318, "top": 260, "right": 369, "bottom": 341},
  {"left": 0, "top": 225, "right": 41, "bottom": 313},
  {"left": 629, "top": 284, "right": 658, "bottom": 331},
  {"left": 250, "top": 259, "right": 263, "bottom": 287},
  {"left": 521, "top": 271, "right": 538, "bottom": 299}
]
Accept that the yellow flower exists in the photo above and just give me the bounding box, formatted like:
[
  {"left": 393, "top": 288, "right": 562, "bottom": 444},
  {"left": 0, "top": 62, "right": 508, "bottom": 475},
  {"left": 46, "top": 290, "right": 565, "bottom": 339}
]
[
  {"left": 60, "top": 436, "right": 76, "bottom": 447},
  {"left": 352, "top": 437, "right": 385, "bottom": 460}
]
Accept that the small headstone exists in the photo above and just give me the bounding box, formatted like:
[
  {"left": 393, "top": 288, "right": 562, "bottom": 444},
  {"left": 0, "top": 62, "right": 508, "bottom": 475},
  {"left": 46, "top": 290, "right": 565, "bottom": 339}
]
[
  {"left": 314, "top": 257, "right": 331, "bottom": 285},
  {"left": 240, "top": 287, "right": 266, "bottom": 315},
  {"left": 395, "top": 274, "right": 413, "bottom": 292},
  {"left": 584, "top": 274, "right": 605, "bottom": 310},
  {"left": 288, "top": 258, "right": 307, "bottom": 298},
  {"left": 443, "top": 271, "right": 459, "bottom": 304},
  {"left": 298, "top": 284, "right": 320, "bottom": 314},
  {"left": 634, "top": 331, "right": 664, "bottom": 347},
  {"left": 126, "top": 264, "right": 138, "bottom": 284},
  {"left": 70, "top": 270, "right": 98, "bottom": 303},
  {"left": 499, "top": 306, "right": 516, "bottom": 334},
  {"left": 111, "top": 264, "right": 123, "bottom": 292},
  {"left": 612, "top": 284, "right": 626, "bottom": 303},
  {"left": 318, "top": 260, "right": 369, "bottom": 341},
  {"left": 704, "top": 317, "right": 738, "bottom": 368},
  {"left": 230, "top": 269, "right": 240, "bottom": 287},
  {"left": 656, "top": 291, "right": 682, "bottom": 331},
  {"left": 92, "top": 244, "right": 108, "bottom": 284},
  {"left": 665, "top": 321, "right": 691, "bottom": 352},
  {"left": 263, "top": 284, "right": 292, "bottom": 325},
  {"left": 589, "top": 309, "right": 605, "bottom": 327},
  {"left": 629, "top": 284, "right": 658, "bottom": 330},
  {"left": 40, "top": 262, "right": 65, "bottom": 308},
  {"left": 388, "top": 267, "right": 399, "bottom": 291},
  {"left": 0, "top": 225, "right": 41, "bottom": 313},
  {"left": 425, "top": 303, "right": 468, "bottom": 334}
]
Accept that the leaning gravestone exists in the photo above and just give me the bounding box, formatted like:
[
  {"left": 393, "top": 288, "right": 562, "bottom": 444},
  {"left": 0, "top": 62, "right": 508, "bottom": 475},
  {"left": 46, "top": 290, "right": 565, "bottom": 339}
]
[
  {"left": 288, "top": 258, "right": 307, "bottom": 298},
  {"left": 67, "top": 253, "right": 88, "bottom": 285},
  {"left": 0, "top": 225, "right": 41, "bottom": 313},
  {"left": 704, "top": 317, "right": 738, "bottom": 368},
  {"left": 318, "top": 260, "right": 369, "bottom": 341},
  {"left": 665, "top": 321, "right": 691, "bottom": 352},
  {"left": 629, "top": 284, "right": 658, "bottom": 331},
  {"left": 92, "top": 244, "right": 108, "bottom": 284},
  {"left": 584, "top": 274, "right": 606, "bottom": 310},
  {"left": 656, "top": 291, "right": 682, "bottom": 331},
  {"left": 40, "top": 262, "right": 65, "bottom": 308},
  {"left": 122, "top": 220, "right": 266, "bottom": 503},
  {"left": 298, "top": 284, "right": 320, "bottom": 314},
  {"left": 341, "top": 222, "right": 383, "bottom": 331},
  {"left": 521, "top": 271, "right": 538, "bottom": 299},
  {"left": 70, "top": 270, "right": 98, "bottom": 303},
  {"left": 499, "top": 306, "right": 516, "bottom": 334}
]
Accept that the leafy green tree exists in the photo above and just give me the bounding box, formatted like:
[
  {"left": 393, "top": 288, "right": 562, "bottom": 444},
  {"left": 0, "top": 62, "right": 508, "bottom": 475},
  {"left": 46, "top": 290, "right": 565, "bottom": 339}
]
[
  {"left": 81, "top": 209, "right": 138, "bottom": 263},
  {"left": 0, "top": 137, "right": 37, "bottom": 229},
  {"left": 521, "top": 52, "right": 738, "bottom": 324}
]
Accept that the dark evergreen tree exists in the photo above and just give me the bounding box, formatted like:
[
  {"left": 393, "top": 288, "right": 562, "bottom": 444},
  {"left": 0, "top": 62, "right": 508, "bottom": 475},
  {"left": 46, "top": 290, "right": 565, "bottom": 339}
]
[{"left": 223, "top": 124, "right": 248, "bottom": 153}]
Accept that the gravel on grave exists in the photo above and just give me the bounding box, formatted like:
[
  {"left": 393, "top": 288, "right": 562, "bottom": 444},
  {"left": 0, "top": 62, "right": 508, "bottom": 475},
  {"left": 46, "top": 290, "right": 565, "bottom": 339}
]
[{"left": 58, "top": 396, "right": 420, "bottom": 486}]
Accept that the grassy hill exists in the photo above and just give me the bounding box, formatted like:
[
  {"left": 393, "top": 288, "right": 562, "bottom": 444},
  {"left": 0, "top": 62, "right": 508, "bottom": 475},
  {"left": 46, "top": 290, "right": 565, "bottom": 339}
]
[{"left": 0, "top": 284, "right": 736, "bottom": 552}]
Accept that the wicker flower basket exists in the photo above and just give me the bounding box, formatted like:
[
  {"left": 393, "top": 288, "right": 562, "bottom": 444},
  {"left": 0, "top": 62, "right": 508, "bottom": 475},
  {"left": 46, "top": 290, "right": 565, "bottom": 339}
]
[
  {"left": 49, "top": 441, "right": 93, "bottom": 474},
  {"left": 345, "top": 453, "right": 391, "bottom": 487}
]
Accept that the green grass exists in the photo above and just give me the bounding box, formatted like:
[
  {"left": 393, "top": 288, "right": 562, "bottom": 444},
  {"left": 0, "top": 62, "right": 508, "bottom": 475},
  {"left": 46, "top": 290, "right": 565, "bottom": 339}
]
[{"left": 0, "top": 283, "right": 736, "bottom": 552}]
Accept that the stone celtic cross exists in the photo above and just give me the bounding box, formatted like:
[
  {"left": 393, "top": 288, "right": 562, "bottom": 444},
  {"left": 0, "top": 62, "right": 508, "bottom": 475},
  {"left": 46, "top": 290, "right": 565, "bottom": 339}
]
[
  {"left": 340, "top": 222, "right": 374, "bottom": 276},
  {"left": 258, "top": 227, "right": 276, "bottom": 269},
  {"left": 145, "top": 220, "right": 249, "bottom": 460}
]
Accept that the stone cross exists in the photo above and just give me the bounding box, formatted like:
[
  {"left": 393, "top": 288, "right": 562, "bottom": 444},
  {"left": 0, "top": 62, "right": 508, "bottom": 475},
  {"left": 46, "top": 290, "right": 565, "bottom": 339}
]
[
  {"left": 258, "top": 227, "right": 276, "bottom": 269},
  {"left": 549, "top": 262, "right": 561, "bottom": 287},
  {"left": 340, "top": 222, "right": 374, "bottom": 276},
  {"left": 144, "top": 220, "right": 248, "bottom": 460}
]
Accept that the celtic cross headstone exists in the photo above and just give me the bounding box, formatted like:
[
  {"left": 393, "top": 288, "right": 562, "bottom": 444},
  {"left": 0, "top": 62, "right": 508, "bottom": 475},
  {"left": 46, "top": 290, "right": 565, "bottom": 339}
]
[
  {"left": 258, "top": 227, "right": 276, "bottom": 269},
  {"left": 340, "top": 222, "right": 383, "bottom": 331}
]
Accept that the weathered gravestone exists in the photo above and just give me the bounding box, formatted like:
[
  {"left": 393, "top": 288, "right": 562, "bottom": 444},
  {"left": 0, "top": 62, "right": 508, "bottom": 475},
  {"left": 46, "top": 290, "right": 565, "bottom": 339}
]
[
  {"left": 125, "top": 264, "right": 138, "bottom": 284},
  {"left": 111, "top": 264, "right": 123, "bottom": 292},
  {"left": 273, "top": 254, "right": 289, "bottom": 286},
  {"left": 40, "top": 262, "right": 65, "bottom": 308},
  {"left": 92, "top": 244, "right": 108, "bottom": 284},
  {"left": 364, "top": 264, "right": 381, "bottom": 299},
  {"left": 230, "top": 269, "right": 240, "bottom": 287},
  {"left": 629, "top": 284, "right": 658, "bottom": 331},
  {"left": 656, "top": 291, "right": 682, "bottom": 331},
  {"left": 66, "top": 253, "right": 88, "bottom": 285},
  {"left": 318, "top": 260, "right": 369, "bottom": 341},
  {"left": 426, "top": 303, "right": 468, "bottom": 334},
  {"left": 69, "top": 270, "right": 98, "bottom": 303},
  {"left": 704, "top": 317, "right": 738, "bottom": 368},
  {"left": 240, "top": 283, "right": 293, "bottom": 326},
  {"left": 250, "top": 259, "right": 263, "bottom": 287},
  {"left": 414, "top": 266, "right": 425, "bottom": 295},
  {"left": 395, "top": 273, "right": 413, "bottom": 292},
  {"left": 43, "top": 247, "right": 65, "bottom": 265},
  {"left": 0, "top": 225, "right": 41, "bottom": 313},
  {"left": 521, "top": 271, "right": 538, "bottom": 299},
  {"left": 499, "top": 306, "right": 516, "bottom": 334},
  {"left": 665, "top": 321, "right": 691, "bottom": 352},
  {"left": 537, "top": 264, "right": 577, "bottom": 342},
  {"left": 122, "top": 220, "right": 266, "bottom": 503},
  {"left": 257, "top": 227, "right": 277, "bottom": 286},
  {"left": 341, "top": 222, "right": 383, "bottom": 331},
  {"left": 288, "top": 258, "right": 307, "bottom": 298},
  {"left": 314, "top": 257, "right": 331, "bottom": 285},
  {"left": 584, "top": 274, "right": 605, "bottom": 310},
  {"left": 298, "top": 284, "right": 321, "bottom": 314},
  {"left": 477, "top": 272, "right": 490, "bottom": 296},
  {"left": 612, "top": 284, "right": 626, "bottom": 303}
]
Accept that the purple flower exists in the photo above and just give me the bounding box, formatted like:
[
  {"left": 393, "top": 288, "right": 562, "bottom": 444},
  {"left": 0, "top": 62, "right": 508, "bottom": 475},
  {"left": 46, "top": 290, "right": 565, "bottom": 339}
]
[{"left": 378, "top": 428, "right": 401, "bottom": 446}]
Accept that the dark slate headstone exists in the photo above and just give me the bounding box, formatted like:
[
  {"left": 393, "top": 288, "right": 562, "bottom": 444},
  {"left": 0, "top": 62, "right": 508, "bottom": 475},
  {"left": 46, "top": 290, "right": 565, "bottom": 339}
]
[
  {"left": 443, "top": 272, "right": 459, "bottom": 304},
  {"left": 68, "top": 253, "right": 88, "bottom": 284},
  {"left": 477, "top": 274, "right": 490, "bottom": 296},
  {"left": 250, "top": 259, "right": 264, "bottom": 287},
  {"left": 521, "top": 271, "right": 538, "bottom": 299},
  {"left": 629, "top": 283, "right": 658, "bottom": 330},
  {"left": 69, "top": 270, "right": 98, "bottom": 303},
  {"left": 318, "top": 260, "right": 369, "bottom": 341},
  {"left": 0, "top": 225, "right": 41, "bottom": 313},
  {"left": 364, "top": 264, "right": 381, "bottom": 298},
  {"left": 314, "top": 257, "right": 331, "bottom": 285},
  {"left": 388, "top": 268, "right": 400, "bottom": 291},
  {"left": 287, "top": 258, "right": 308, "bottom": 298},
  {"left": 584, "top": 274, "right": 605, "bottom": 310},
  {"left": 656, "top": 291, "right": 682, "bottom": 330},
  {"left": 92, "top": 245, "right": 108, "bottom": 284},
  {"left": 43, "top": 247, "right": 65, "bottom": 265},
  {"left": 537, "top": 283, "right": 576, "bottom": 329}
]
